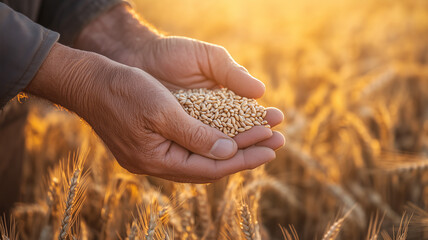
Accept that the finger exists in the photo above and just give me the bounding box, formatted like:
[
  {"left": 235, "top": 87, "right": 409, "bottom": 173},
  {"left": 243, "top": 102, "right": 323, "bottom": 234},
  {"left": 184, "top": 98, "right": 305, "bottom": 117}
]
[
  {"left": 185, "top": 145, "right": 275, "bottom": 181},
  {"left": 231, "top": 108, "right": 284, "bottom": 148},
  {"left": 203, "top": 45, "right": 265, "bottom": 99},
  {"left": 264, "top": 107, "right": 284, "bottom": 127},
  {"left": 255, "top": 131, "right": 285, "bottom": 150},
  {"left": 158, "top": 104, "right": 238, "bottom": 160},
  {"left": 233, "top": 126, "right": 272, "bottom": 149},
  {"left": 161, "top": 144, "right": 275, "bottom": 182}
]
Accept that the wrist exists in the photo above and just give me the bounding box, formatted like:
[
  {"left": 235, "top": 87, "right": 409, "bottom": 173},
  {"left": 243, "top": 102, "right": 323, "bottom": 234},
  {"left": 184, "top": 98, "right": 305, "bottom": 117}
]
[
  {"left": 24, "top": 43, "right": 113, "bottom": 118},
  {"left": 74, "top": 3, "right": 160, "bottom": 64}
]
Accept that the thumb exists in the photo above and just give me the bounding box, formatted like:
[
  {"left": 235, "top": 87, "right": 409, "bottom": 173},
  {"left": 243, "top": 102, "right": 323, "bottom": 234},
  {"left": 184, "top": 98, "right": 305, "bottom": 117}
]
[
  {"left": 159, "top": 107, "right": 238, "bottom": 160},
  {"left": 202, "top": 44, "right": 266, "bottom": 99}
]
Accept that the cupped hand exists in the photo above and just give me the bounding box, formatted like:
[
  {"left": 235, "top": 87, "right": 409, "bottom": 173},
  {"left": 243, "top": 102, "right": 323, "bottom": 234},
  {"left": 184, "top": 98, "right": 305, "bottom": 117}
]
[
  {"left": 26, "top": 43, "right": 278, "bottom": 183},
  {"left": 75, "top": 4, "right": 285, "bottom": 151},
  {"left": 118, "top": 36, "right": 285, "bottom": 149},
  {"left": 135, "top": 37, "right": 265, "bottom": 97},
  {"left": 86, "top": 62, "right": 278, "bottom": 183}
]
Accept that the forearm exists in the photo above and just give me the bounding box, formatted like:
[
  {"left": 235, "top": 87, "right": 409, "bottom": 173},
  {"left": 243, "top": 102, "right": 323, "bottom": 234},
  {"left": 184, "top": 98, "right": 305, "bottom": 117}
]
[
  {"left": 0, "top": 3, "right": 60, "bottom": 108},
  {"left": 24, "top": 43, "right": 111, "bottom": 118},
  {"left": 75, "top": 3, "right": 160, "bottom": 63}
]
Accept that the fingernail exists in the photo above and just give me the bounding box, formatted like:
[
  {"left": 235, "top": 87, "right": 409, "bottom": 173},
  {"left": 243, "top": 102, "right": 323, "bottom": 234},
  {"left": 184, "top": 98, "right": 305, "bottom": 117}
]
[{"left": 210, "top": 139, "right": 236, "bottom": 158}]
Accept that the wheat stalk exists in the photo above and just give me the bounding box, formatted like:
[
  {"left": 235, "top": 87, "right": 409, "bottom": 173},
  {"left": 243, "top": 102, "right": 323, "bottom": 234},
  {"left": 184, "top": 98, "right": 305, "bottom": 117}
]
[
  {"left": 244, "top": 177, "right": 303, "bottom": 211},
  {"left": 327, "top": 183, "right": 365, "bottom": 228},
  {"left": 174, "top": 184, "right": 197, "bottom": 240},
  {"left": 194, "top": 185, "right": 213, "bottom": 238},
  {"left": 215, "top": 174, "right": 244, "bottom": 238}
]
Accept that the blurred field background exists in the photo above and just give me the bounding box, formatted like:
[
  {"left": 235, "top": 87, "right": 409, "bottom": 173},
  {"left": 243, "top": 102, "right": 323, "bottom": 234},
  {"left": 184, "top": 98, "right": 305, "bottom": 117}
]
[{"left": 4, "top": 0, "right": 428, "bottom": 239}]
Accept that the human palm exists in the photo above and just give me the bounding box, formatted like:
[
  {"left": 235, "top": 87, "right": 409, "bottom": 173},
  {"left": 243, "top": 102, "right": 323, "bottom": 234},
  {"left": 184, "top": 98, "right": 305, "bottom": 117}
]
[
  {"left": 133, "top": 36, "right": 285, "bottom": 149},
  {"left": 70, "top": 4, "right": 284, "bottom": 182}
]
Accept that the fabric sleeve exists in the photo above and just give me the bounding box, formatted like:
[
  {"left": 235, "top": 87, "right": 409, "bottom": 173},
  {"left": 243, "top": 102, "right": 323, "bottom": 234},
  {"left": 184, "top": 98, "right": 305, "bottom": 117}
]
[
  {"left": 0, "top": 3, "right": 59, "bottom": 108},
  {"left": 37, "top": 0, "right": 126, "bottom": 46}
]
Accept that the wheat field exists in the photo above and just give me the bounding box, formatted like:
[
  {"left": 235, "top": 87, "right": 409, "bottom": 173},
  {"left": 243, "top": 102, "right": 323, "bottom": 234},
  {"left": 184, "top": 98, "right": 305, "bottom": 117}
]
[{"left": 2, "top": 0, "right": 428, "bottom": 239}]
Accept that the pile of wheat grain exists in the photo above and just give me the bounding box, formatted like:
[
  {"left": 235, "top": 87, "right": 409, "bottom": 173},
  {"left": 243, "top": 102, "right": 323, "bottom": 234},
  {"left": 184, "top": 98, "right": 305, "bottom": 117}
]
[{"left": 172, "top": 88, "right": 269, "bottom": 137}]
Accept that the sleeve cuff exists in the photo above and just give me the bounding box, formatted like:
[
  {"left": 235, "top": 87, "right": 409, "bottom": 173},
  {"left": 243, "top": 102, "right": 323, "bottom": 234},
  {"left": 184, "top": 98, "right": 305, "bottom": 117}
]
[{"left": 0, "top": 3, "right": 59, "bottom": 108}]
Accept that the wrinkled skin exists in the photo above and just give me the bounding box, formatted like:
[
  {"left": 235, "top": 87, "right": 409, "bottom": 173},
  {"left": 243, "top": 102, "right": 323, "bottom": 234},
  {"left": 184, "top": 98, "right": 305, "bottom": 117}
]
[{"left": 26, "top": 4, "right": 285, "bottom": 183}]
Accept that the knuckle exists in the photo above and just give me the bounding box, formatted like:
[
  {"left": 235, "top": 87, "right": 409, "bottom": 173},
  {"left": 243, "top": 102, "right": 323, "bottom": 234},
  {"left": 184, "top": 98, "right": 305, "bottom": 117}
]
[
  {"left": 213, "top": 45, "right": 230, "bottom": 58},
  {"left": 235, "top": 64, "right": 248, "bottom": 72},
  {"left": 162, "top": 157, "right": 182, "bottom": 173}
]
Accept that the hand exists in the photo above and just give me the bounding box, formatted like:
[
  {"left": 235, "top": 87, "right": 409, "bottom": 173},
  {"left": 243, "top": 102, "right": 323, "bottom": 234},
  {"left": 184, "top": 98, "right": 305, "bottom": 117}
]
[
  {"left": 75, "top": 4, "right": 285, "bottom": 151},
  {"left": 25, "top": 43, "right": 277, "bottom": 183},
  {"left": 138, "top": 36, "right": 285, "bottom": 150}
]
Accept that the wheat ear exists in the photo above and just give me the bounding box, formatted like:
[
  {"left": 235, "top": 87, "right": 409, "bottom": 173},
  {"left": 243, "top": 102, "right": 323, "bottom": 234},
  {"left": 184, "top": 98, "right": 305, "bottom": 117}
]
[
  {"left": 128, "top": 220, "right": 138, "bottom": 240},
  {"left": 145, "top": 209, "right": 157, "bottom": 240},
  {"left": 57, "top": 149, "right": 90, "bottom": 240},
  {"left": 238, "top": 203, "right": 259, "bottom": 240},
  {"left": 136, "top": 200, "right": 165, "bottom": 240},
  {"left": 58, "top": 168, "right": 80, "bottom": 240},
  {"left": 321, "top": 207, "right": 354, "bottom": 240}
]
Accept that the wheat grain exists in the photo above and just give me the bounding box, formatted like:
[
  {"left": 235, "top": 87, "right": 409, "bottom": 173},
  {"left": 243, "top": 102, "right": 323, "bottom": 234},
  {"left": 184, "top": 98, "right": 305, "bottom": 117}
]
[{"left": 173, "top": 88, "right": 269, "bottom": 137}]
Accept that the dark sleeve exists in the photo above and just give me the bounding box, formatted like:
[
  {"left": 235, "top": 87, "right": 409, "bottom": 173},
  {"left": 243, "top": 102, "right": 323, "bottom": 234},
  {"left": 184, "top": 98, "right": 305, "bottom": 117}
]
[
  {"left": 37, "top": 0, "right": 126, "bottom": 46},
  {"left": 0, "top": 3, "right": 59, "bottom": 108}
]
